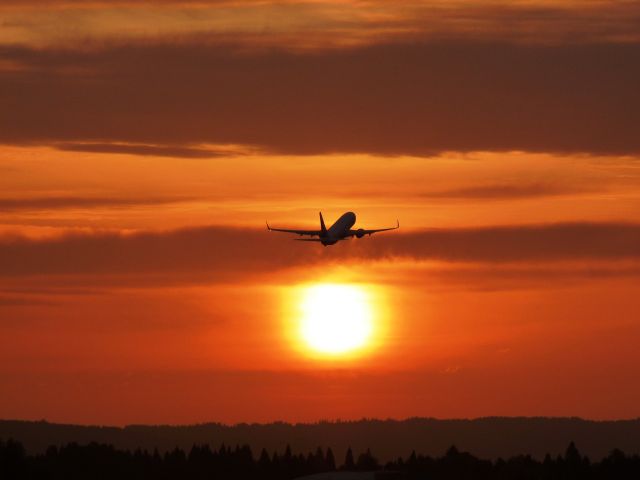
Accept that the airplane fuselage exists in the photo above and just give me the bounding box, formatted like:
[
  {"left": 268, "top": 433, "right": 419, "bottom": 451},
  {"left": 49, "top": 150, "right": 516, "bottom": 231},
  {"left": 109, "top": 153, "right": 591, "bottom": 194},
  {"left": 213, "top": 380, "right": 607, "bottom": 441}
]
[{"left": 322, "top": 211, "right": 356, "bottom": 246}]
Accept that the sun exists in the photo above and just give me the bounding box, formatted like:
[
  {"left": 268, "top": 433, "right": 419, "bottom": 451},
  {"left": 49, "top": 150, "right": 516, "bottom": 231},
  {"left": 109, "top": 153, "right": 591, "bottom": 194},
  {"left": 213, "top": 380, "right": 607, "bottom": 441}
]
[{"left": 296, "top": 283, "right": 375, "bottom": 357}]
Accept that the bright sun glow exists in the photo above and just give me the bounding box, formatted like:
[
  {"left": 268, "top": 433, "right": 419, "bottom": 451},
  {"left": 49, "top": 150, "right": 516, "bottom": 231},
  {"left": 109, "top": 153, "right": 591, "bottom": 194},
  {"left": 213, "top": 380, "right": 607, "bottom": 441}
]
[{"left": 297, "top": 283, "right": 374, "bottom": 357}]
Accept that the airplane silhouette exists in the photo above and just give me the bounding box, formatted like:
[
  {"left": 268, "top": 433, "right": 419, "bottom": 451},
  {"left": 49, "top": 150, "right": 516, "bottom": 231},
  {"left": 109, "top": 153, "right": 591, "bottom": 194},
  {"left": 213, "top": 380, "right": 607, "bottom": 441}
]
[{"left": 267, "top": 211, "right": 399, "bottom": 246}]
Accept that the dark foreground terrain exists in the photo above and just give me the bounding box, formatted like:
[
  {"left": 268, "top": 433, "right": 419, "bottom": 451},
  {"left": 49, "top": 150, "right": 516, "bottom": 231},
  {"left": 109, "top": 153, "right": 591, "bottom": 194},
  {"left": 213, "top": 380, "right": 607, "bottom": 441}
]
[
  {"left": 2, "top": 437, "right": 640, "bottom": 479},
  {"left": 2, "top": 418, "right": 640, "bottom": 461}
]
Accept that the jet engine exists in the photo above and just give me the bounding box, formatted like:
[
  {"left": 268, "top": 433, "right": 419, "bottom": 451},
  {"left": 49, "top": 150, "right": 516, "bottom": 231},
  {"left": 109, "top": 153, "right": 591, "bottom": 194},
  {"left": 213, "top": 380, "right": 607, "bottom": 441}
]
[{"left": 355, "top": 228, "right": 366, "bottom": 238}]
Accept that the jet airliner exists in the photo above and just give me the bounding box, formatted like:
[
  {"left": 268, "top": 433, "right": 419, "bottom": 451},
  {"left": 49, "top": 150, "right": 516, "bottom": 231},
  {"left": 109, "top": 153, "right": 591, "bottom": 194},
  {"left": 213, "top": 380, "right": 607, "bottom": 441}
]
[{"left": 266, "top": 211, "right": 399, "bottom": 246}]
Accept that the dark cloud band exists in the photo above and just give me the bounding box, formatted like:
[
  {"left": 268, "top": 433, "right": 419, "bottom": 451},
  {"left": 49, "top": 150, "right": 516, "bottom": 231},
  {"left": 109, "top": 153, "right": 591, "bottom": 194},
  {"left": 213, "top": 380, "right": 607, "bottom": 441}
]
[
  {"left": 1, "top": 223, "right": 639, "bottom": 279},
  {"left": 1, "top": 41, "right": 639, "bottom": 156}
]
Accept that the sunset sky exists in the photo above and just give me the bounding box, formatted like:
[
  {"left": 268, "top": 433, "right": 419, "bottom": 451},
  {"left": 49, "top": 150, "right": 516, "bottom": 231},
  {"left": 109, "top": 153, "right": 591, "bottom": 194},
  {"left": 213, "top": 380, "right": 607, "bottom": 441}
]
[{"left": 1, "top": 0, "right": 640, "bottom": 426}]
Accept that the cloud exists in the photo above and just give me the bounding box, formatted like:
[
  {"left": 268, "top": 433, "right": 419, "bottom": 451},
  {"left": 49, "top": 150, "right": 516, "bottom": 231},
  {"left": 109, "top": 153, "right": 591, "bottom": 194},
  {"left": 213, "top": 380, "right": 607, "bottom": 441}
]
[
  {"left": 0, "top": 295, "right": 55, "bottom": 306},
  {"left": 54, "top": 142, "right": 237, "bottom": 158},
  {"left": 419, "top": 183, "right": 590, "bottom": 200},
  {"left": 1, "top": 223, "right": 639, "bottom": 282},
  {"left": 1, "top": 40, "right": 639, "bottom": 156},
  {"left": 357, "top": 223, "right": 640, "bottom": 263},
  {"left": 0, "top": 196, "right": 192, "bottom": 212},
  {"left": 0, "top": 227, "right": 313, "bottom": 278},
  {"left": 386, "top": 263, "right": 640, "bottom": 292},
  {"left": 1, "top": 1, "right": 639, "bottom": 47}
]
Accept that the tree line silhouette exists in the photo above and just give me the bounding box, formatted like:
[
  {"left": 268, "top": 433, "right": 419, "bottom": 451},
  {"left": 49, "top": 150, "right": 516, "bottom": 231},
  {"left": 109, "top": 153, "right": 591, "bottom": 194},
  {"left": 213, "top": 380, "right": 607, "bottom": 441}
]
[{"left": 1, "top": 437, "right": 639, "bottom": 479}]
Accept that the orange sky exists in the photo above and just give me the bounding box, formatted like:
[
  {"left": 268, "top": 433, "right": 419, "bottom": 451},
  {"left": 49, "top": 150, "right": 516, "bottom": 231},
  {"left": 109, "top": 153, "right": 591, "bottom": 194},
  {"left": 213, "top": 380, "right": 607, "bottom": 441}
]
[{"left": 1, "top": 0, "right": 640, "bottom": 425}]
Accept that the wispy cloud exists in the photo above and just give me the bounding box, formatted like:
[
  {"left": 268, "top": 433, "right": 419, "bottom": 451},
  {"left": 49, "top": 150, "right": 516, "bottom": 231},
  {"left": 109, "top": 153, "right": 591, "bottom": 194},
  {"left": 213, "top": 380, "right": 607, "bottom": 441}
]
[
  {"left": 0, "top": 195, "right": 193, "bottom": 212},
  {"left": 419, "top": 183, "right": 593, "bottom": 200},
  {"left": 1, "top": 1, "right": 639, "bottom": 48},
  {"left": 55, "top": 142, "right": 241, "bottom": 158}
]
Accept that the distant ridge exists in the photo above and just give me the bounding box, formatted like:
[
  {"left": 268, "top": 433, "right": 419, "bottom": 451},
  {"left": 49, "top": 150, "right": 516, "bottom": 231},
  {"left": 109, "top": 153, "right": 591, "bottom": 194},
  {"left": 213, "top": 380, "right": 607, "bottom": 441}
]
[{"left": 1, "top": 417, "right": 639, "bottom": 461}]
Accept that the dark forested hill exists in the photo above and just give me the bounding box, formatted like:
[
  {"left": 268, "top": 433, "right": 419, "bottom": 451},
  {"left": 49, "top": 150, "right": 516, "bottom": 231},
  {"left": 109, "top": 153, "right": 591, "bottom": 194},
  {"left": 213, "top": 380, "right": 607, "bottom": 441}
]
[{"left": 1, "top": 417, "right": 639, "bottom": 462}]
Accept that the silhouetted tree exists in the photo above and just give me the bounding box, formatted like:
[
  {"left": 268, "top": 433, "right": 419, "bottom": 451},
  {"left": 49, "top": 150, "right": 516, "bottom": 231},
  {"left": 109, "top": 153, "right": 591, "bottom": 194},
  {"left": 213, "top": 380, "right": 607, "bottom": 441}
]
[
  {"left": 259, "top": 448, "right": 271, "bottom": 469},
  {"left": 356, "top": 448, "right": 379, "bottom": 471},
  {"left": 325, "top": 447, "right": 336, "bottom": 471},
  {"left": 271, "top": 451, "right": 280, "bottom": 470},
  {"left": 283, "top": 445, "right": 292, "bottom": 462},
  {"left": 0, "top": 439, "right": 26, "bottom": 478},
  {"left": 343, "top": 447, "right": 355, "bottom": 470},
  {"left": 312, "top": 447, "right": 325, "bottom": 472},
  {"left": 3, "top": 438, "right": 640, "bottom": 480}
]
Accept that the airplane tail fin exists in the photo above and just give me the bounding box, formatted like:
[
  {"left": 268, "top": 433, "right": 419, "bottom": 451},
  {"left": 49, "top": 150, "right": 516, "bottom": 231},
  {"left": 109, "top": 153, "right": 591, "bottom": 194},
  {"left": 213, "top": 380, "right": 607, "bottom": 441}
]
[{"left": 319, "top": 211, "right": 327, "bottom": 234}]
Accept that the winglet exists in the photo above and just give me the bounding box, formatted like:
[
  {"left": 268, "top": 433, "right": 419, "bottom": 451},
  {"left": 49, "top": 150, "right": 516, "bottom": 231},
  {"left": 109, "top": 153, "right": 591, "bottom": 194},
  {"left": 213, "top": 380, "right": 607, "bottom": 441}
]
[
  {"left": 266, "top": 221, "right": 271, "bottom": 231},
  {"left": 319, "top": 211, "right": 327, "bottom": 234},
  {"left": 397, "top": 219, "right": 400, "bottom": 228}
]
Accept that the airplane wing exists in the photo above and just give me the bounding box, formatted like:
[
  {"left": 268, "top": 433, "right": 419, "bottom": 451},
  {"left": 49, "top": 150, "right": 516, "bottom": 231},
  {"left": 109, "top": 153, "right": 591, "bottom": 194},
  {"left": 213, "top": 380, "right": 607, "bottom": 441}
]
[
  {"left": 266, "top": 222, "right": 322, "bottom": 237},
  {"left": 348, "top": 220, "right": 400, "bottom": 237}
]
